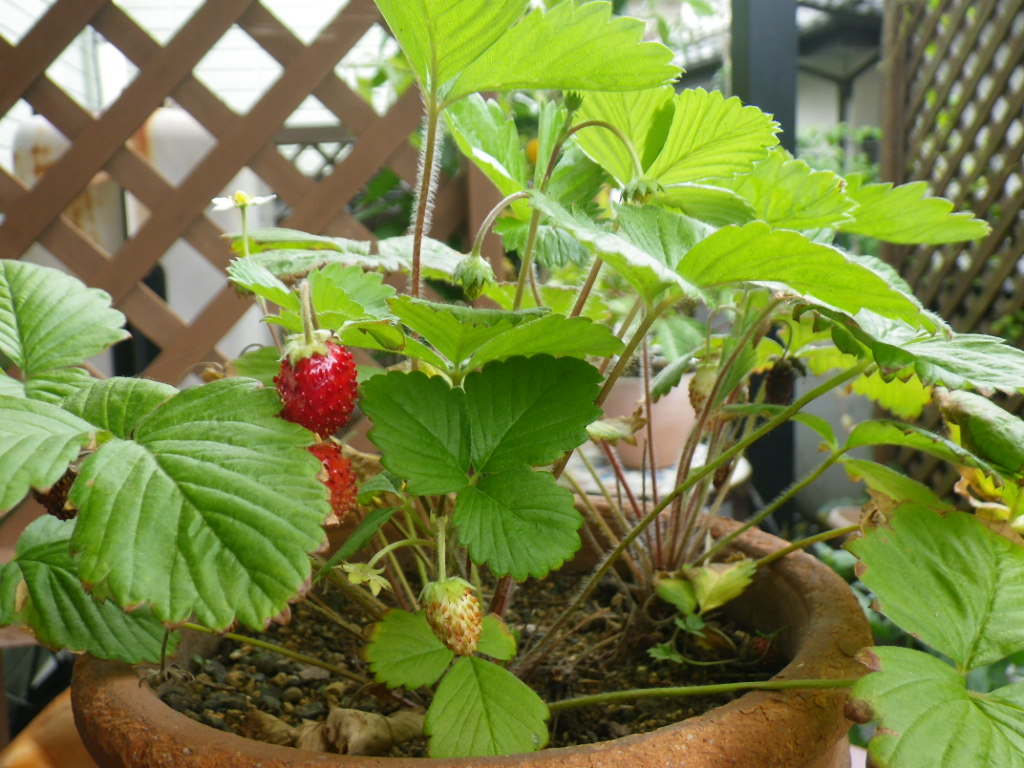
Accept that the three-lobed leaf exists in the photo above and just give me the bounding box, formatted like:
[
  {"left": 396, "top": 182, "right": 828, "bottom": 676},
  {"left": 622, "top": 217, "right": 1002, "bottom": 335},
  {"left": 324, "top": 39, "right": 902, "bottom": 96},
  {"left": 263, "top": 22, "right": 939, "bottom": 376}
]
[{"left": 69, "top": 378, "right": 329, "bottom": 631}]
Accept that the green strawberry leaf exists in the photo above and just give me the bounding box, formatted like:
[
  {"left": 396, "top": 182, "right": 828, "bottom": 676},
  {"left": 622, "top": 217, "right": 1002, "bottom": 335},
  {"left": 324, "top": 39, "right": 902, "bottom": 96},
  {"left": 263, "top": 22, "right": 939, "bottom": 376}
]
[
  {"left": 888, "top": 335, "right": 1024, "bottom": 394},
  {"left": 614, "top": 203, "right": 714, "bottom": 269},
  {"left": 546, "top": 144, "right": 607, "bottom": 209},
  {"left": 0, "top": 261, "right": 128, "bottom": 376},
  {"left": 470, "top": 314, "right": 622, "bottom": 369},
  {"left": 0, "top": 396, "right": 96, "bottom": 512},
  {"left": 849, "top": 508, "right": 1024, "bottom": 669},
  {"left": 425, "top": 656, "right": 549, "bottom": 757},
  {"left": 366, "top": 609, "right": 454, "bottom": 690},
  {"left": 227, "top": 257, "right": 296, "bottom": 309},
  {"left": 445, "top": 95, "right": 531, "bottom": 220},
  {"left": 388, "top": 297, "right": 549, "bottom": 372},
  {"left": 840, "top": 175, "right": 991, "bottom": 244},
  {"left": 805, "top": 345, "right": 932, "bottom": 420},
  {"left": 678, "top": 223, "right": 928, "bottom": 327},
  {"left": 454, "top": 469, "right": 581, "bottom": 580},
  {"left": 376, "top": 236, "right": 466, "bottom": 278},
  {"left": 575, "top": 87, "right": 676, "bottom": 186},
  {"left": 10, "top": 516, "right": 173, "bottom": 662},
  {"left": 655, "top": 183, "right": 757, "bottom": 227},
  {"left": 645, "top": 89, "right": 780, "bottom": 185},
  {"left": 69, "top": 378, "right": 329, "bottom": 631},
  {"left": 854, "top": 647, "right": 1024, "bottom": 768},
  {"left": 839, "top": 458, "right": 951, "bottom": 512},
  {"left": 530, "top": 191, "right": 704, "bottom": 304},
  {"left": 478, "top": 614, "right": 517, "bottom": 661},
  {"left": 375, "top": 0, "right": 529, "bottom": 95},
  {"left": 230, "top": 345, "right": 281, "bottom": 387},
  {"left": 63, "top": 378, "right": 177, "bottom": 439},
  {"left": 718, "top": 149, "right": 856, "bottom": 230},
  {"left": 439, "top": 1, "right": 679, "bottom": 105},
  {"left": 815, "top": 309, "right": 1024, "bottom": 394},
  {"left": 238, "top": 227, "right": 371, "bottom": 256},
  {"left": 844, "top": 420, "right": 997, "bottom": 475},
  {"left": 6, "top": 367, "right": 98, "bottom": 405},
  {"left": 576, "top": 88, "right": 778, "bottom": 187},
  {"left": 495, "top": 219, "right": 593, "bottom": 268},
  {"left": 463, "top": 356, "right": 601, "bottom": 472},
  {"left": 359, "top": 370, "right": 470, "bottom": 495}
]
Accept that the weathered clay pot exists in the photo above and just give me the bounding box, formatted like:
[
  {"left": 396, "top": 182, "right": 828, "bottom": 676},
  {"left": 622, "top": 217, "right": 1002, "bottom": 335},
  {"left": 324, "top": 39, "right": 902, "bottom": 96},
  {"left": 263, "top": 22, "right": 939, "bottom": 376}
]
[
  {"left": 602, "top": 375, "right": 696, "bottom": 469},
  {"left": 72, "top": 517, "right": 870, "bottom": 768}
]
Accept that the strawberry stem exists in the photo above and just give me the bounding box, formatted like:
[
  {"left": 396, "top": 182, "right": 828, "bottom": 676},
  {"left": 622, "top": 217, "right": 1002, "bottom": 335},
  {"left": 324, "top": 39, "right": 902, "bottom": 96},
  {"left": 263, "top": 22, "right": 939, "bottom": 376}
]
[{"left": 299, "top": 281, "right": 317, "bottom": 347}]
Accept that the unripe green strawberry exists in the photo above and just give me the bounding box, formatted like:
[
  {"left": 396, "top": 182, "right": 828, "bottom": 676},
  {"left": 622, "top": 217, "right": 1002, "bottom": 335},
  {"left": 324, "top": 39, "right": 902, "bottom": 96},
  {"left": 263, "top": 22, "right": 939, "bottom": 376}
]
[
  {"left": 688, "top": 363, "right": 717, "bottom": 414},
  {"left": 276, "top": 329, "right": 358, "bottom": 438},
  {"left": 421, "top": 577, "right": 482, "bottom": 656},
  {"left": 453, "top": 253, "right": 495, "bottom": 301},
  {"left": 308, "top": 440, "right": 357, "bottom": 526}
]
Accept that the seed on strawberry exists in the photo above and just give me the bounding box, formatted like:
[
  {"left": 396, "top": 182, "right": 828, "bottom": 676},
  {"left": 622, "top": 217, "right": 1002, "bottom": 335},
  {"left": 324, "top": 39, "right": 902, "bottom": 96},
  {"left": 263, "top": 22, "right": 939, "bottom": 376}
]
[
  {"left": 308, "top": 441, "right": 357, "bottom": 526},
  {"left": 275, "top": 329, "right": 358, "bottom": 438},
  {"left": 421, "top": 577, "right": 482, "bottom": 656}
]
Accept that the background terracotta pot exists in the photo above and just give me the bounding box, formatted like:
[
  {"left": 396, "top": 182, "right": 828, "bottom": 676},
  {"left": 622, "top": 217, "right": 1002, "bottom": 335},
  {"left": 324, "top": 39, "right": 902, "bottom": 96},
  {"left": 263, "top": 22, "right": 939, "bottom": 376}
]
[
  {"left": 72, "top": 518, "right": 870, "bottom": 768},
  {"left": 602, "top": 375, "right": 696, "bottom": 470}
]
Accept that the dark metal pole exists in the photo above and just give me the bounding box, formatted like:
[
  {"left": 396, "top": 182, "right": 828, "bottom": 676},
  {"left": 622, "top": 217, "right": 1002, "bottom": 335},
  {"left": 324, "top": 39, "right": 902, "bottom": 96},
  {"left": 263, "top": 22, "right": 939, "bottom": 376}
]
[
  {"left": 731, "top": 0, "right": 798, "bottom": 152},
  {"left": 730, "top": 0, "right": 798, "bottom": 522}
]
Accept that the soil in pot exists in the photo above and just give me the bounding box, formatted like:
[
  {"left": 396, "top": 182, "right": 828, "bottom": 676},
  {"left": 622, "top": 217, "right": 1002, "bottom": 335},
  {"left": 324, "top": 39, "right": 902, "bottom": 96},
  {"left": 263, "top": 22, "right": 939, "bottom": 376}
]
[{"left": 155, "top": 570, "right": 782, "bottom": 758}]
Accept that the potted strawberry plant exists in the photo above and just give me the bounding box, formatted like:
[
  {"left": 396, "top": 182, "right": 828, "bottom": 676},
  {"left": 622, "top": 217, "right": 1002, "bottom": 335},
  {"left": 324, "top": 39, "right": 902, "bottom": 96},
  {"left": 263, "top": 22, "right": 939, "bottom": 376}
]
[{"left": 3, "top": 2, "right": 1024, "bottom": 767}]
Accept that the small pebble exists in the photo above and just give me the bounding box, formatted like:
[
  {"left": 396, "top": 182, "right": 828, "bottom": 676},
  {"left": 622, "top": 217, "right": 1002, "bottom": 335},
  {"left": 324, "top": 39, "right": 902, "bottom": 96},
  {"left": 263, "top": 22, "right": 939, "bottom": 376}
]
[
  {"left": 282, "top": 686, "right": 305, "bottom": 704},
  {"left": 293, "top": 702, "right": 327, "bottom": 720}
]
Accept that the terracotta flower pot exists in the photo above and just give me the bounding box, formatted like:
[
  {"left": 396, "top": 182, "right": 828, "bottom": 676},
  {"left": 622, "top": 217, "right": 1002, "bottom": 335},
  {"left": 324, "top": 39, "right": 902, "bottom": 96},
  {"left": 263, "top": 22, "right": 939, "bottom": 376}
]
[
  {"left": 72, "top": 518, "right": 870, "bottom": 768},
  {"left": 602, "top": 375, "right": 696, "bottom": 470}
]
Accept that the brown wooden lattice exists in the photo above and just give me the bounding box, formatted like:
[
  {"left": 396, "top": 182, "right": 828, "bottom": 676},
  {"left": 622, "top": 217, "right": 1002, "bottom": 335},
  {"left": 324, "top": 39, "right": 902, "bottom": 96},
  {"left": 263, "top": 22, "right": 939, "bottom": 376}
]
[
  {"left": 881, "top": 0, "right": 1024, "bottom": 492},
  {"left": 0, "top": 0, "right": 477, "bottom": 384}
]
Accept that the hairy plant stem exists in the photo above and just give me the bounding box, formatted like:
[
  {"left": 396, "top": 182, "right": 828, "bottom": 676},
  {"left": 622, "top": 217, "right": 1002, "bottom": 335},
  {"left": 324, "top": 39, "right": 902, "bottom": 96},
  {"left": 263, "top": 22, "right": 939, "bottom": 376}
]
[
  {"left": 182, "top": 622, "right": 369, "bottom": 686},
  {"left": 546, "top": 677, "right": 859, "bottom": 713},
  {"left": 410, "top": 97, "right": 442, "bottom": 299},
  {"left": 514, "top": 359, "right": 872, "bottom": 677}
]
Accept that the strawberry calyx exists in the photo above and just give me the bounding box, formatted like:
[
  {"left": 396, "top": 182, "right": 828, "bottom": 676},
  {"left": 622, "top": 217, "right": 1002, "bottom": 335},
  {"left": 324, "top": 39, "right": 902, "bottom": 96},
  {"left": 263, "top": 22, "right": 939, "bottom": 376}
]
[{"left": 282, "top": 328, "right": 335, "bottom": 366}]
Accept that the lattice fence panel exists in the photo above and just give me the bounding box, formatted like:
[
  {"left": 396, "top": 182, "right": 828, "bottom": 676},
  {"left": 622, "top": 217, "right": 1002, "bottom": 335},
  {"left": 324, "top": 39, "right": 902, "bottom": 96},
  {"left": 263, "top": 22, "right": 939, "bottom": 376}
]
[
  {"left": 881, "top": 0, "right": 1024, "bottom": 493},
  {"left": 0, "top": 0, "right": 471, "bottom": 385}
]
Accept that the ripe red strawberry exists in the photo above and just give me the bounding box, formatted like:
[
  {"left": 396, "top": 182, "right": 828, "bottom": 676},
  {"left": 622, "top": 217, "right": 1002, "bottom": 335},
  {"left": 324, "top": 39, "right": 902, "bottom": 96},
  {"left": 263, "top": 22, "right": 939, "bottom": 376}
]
[
  {"left": 275, "top": 329, "right": 358, "bottom": 438},
  {"left": 422, "top": 577, "right": 482, "bottom": 656},
  {"left": 308, "top": 440, "right": 357, "bottom": 526}
]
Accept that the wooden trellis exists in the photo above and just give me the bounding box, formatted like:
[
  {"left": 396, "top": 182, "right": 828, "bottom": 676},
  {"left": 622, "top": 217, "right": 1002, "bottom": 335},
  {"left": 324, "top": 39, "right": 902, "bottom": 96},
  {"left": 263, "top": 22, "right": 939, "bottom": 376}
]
[
  {"left": 881, "top": 0, "right": 1024, "bottom": 492},
  {"left": 0, "top": 0, "right": 474, "bottom": 385}
]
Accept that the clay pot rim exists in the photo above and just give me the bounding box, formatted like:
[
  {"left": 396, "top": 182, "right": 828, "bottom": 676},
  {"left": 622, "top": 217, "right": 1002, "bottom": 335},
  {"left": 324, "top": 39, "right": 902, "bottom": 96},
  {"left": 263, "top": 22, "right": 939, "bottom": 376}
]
[{"left": 72, "top": 517, "right": 871, "bottom": 767}]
